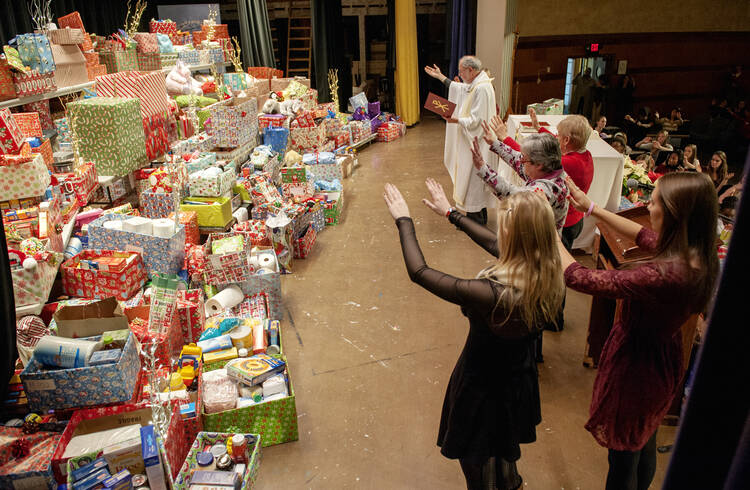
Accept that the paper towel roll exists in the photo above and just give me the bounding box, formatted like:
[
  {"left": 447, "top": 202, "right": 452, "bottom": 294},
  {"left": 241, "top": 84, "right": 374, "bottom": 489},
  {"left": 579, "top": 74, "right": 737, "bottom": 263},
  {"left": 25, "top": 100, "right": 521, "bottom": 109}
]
[
  {"left": 123, "top": 216, "right": 153, "bottom": 235},
  {"left": 228, "top": 325, "right": 253, "bottom": 349},
  {"left": 152, "top": 218, "right": 176, "bottom": 238},
  {"left": 204, "top": 285, "right": 244, "bottom": 316},
  {"left": 103, "top": 220, "right": 123, "bottom": 231},
  {"left": 232, "top": 207, "right": 249, "bottom": 223}
]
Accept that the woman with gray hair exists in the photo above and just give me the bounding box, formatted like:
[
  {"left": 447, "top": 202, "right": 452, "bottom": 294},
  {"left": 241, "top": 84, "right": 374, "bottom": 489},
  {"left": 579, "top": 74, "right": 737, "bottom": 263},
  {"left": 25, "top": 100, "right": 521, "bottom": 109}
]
[{"left": 470, "top": 116, "right": 569, "bottom": 233}]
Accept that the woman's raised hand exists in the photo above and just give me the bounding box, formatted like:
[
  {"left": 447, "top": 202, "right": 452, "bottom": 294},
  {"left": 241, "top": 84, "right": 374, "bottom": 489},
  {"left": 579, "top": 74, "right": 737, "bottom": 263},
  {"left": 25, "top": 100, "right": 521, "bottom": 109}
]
[
  {"left": 528, "top": 107, "right": 540, "bottom": 130},
  {"left": 422, "top": 178, "right": 452, "bottom": 216},
  {"left": 565, "top": 176, "right": 592, "bottom": 213},
  {"left": 488, "top": 115, "right": 508, "bottom": 141},
  {"left": 471, "top": 137, "right": 486, "bottom": 170},
  {"left": 480, "top": 121, "right": 495, "bottom": 145},
  {"left": 383, "top": 183, "right": 411, "bottom": 220}
]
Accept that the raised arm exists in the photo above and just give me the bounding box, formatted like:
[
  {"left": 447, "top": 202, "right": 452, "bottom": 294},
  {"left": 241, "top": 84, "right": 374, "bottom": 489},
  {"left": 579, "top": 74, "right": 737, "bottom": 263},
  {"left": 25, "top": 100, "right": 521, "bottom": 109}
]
[
  {"left": 471, "top": 137, "right": 528, "bottom": 196},
  {"left": 566, "top": 176, "right": 643, "bottom": 241}
]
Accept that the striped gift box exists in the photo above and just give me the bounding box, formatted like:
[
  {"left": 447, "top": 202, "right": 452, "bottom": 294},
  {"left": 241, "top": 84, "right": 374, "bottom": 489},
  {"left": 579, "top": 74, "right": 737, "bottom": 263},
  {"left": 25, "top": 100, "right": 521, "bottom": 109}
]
[
  {"left": 96, "top": 71, "right": 170, "bottom": 118},
  {"left": 137, "top": 52, "right": 162, "bottom": 71},
  {"left": 48, "top": 27, "right": 85, "bottom": 45}
]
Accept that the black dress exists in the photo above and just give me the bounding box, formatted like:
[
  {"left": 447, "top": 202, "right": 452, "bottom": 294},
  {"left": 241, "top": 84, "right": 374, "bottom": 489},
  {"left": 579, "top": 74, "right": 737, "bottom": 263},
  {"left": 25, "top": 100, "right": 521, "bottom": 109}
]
[{"left": 395, "top": 212, "right": 541, "bottom": 462}]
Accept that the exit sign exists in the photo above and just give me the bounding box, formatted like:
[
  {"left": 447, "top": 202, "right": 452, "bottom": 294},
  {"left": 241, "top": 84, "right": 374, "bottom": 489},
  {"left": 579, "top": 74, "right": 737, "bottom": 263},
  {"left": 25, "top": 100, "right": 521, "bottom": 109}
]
[{"left": 586, "top": 43, "right": 601, "bottom": 54}]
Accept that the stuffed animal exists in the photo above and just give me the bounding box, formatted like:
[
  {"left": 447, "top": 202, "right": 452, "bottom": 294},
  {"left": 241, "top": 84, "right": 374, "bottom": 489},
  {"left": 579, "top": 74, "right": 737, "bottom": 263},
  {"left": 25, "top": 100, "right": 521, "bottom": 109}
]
[
  {"left": 165, "top": 61, "right": 203, "bottom": 96},
  {"left": 279, "top": 99, "right": 303, "bottom": 117},
  {"left": 262, "top": 98, "right": 280, "bottom": 115}
]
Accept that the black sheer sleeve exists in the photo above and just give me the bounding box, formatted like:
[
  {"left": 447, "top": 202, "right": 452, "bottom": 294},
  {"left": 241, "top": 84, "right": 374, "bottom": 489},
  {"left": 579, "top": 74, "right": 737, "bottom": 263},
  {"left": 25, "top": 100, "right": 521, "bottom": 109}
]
[
  {"left": 395, "top": 217, "right": 497, "bottom": 309},
  {"left": 448, "top": 211, "right": 499, "bottom": 258}
]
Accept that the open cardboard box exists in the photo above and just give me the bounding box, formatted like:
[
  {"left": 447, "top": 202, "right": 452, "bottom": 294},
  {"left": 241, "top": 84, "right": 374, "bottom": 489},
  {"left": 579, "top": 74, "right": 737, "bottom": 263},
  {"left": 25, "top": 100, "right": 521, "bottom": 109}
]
[{"left": 53, "top": 297, "right": 129, "bottom": 339}]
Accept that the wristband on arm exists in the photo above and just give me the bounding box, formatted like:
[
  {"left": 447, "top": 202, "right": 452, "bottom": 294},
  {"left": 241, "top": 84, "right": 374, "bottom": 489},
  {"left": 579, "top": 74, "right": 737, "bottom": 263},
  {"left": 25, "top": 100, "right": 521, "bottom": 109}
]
[
  {"left": 446, "top": 207, "right": 456, "bottom": 217},
  {"left": 584, "top": 201, "right": 596, "bottom": 217}
]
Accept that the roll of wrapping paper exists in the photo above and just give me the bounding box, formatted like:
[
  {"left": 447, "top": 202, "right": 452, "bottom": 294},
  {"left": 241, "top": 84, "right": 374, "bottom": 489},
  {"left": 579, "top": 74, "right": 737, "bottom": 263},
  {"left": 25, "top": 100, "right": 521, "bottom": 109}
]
[
  {"left": 228, "top": 324, "right": 253, "bottom": 349},
  {"left": 252, "top": 321, "right": 267, "bottom": 354}
]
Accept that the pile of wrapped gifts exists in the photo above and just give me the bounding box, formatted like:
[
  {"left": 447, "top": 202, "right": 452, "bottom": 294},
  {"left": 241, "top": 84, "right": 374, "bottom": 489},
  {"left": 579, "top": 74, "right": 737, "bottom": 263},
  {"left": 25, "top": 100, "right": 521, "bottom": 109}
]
[{"left": 1, "top": 8, "right": 408, "bottom": 488}]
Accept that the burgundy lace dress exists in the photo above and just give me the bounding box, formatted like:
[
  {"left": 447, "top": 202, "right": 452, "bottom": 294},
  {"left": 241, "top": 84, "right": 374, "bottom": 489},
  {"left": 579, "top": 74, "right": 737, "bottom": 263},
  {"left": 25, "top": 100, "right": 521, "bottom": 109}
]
[
  {"left": 564, "top": 227, "right": 695, "bottom": 451},
  {"left": 395, "top": 213, "right": 541, "bottom": 462}
]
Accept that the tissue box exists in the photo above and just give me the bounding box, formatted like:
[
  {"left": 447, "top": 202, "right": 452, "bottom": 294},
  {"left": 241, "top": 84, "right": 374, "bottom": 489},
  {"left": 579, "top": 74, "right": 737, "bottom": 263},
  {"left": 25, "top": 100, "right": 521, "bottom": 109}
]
[
  {"left": 61, "top": 250, "right": 146, "bottom": 299},
  {"left": 209, "top": 96, "right": 259, "bottom": 148},
  {"left": 264, "top": 126, "right": 289, "bottom": 153},
  {"left": 180, "top": 196, "right": 233, "bottom": 228},
  {"left": 0, "top": 427, "right": 60, "bottom": 490},
  {"left": 289, "top": 125, "right": 326, "bottom": 153},
  {"left": 52, "top": 403, "right": 182, "bottom": 484},
  {"left": 0, "top": 107, "right": 26, "bottom": 155},
  {"left": 293, "top": 225, "right": 316, "bottom": 259},
  {"left": 12, "top": 252, "right": 62, "bottom": 308},
  {"left": 189, "top": 168, "right": 235, "bottom": 197},
  {"left": 0, "top": 153, "right": 51, "bottom": 201},
  {"left": 96, "top": 71, "right": 170, "bottom": 119},
  {"left": 16, "top": 33, "right": 56, "bottom": 74},
  {"left": 20, "top": 332, "right": 139, "bottom": 413},
  {"left": 12, "top": 70, "right": 56, "bottom": 97},
  {"left": 202, "top": 362, "right": 297, "bottom": 447},
  {"left": 87, "top": 214, "right": 186, "bottom": 278},
  {"left": 67, "top": 97, "right": 148, "bottom": 177},
  {"left": 173, "top": 432, "right": 260, "bottom": 490}
]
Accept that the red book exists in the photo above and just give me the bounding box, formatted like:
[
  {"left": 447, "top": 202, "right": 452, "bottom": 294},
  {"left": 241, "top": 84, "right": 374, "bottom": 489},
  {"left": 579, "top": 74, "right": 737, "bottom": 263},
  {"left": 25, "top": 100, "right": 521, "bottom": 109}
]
[{"left": 424, "top": 92, "right": 456, "bottom": 118}]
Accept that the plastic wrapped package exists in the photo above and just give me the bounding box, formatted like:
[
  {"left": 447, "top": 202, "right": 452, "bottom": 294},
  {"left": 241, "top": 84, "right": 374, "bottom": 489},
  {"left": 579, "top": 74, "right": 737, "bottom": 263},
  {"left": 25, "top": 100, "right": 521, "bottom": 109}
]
[
  {"left": 202, "top": 368, "right": 238, "bottom": 414},
  {"left": 62, "top": 424, "right": 142, "bottom": 459}
]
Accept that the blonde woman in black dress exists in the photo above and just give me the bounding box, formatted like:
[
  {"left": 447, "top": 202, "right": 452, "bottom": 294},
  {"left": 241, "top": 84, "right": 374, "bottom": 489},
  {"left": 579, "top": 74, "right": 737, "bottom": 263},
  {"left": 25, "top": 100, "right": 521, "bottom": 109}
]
[{"left": 384, "top": 180, "right": 565, "bottom": 490}]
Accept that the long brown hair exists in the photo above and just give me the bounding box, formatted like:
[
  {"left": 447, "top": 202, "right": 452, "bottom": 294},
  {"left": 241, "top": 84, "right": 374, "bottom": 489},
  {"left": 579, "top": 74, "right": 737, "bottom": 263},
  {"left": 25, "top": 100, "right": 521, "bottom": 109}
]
[
  {"left": 478, "top": 192, "right": 565, "bottom": 329},
  {"left": 707, "top": 151, "right": 728, "bottom": 187},
  {"left": 652, "top": 172, "right": 719, "bottom": 311}
]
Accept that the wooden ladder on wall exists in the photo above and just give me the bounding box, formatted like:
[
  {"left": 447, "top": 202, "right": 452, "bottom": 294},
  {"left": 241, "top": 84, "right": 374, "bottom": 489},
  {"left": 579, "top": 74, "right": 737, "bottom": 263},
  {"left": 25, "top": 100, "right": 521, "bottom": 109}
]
[{"left": 285, "top": 0, "right": 312, "bottom": 78}]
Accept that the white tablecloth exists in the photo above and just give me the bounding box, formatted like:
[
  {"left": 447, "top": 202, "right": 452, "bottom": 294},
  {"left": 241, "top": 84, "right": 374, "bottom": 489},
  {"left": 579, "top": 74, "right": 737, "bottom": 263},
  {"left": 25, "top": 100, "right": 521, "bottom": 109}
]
[{"left": 502, "top": 115, "right": 624, "bottom": 250}]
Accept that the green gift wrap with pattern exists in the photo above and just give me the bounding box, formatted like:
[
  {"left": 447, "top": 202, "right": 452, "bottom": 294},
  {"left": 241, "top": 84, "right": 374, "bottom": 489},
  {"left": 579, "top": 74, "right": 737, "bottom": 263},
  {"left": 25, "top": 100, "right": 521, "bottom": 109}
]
[
  {"left": 173, "top": 432, "right": 262, "bottom": 489},
  {"left": 68, "top": 97, "right": 148, "bottom": 176},
  {"left": 202, "top": 359, "right": 299, "bottom": 447}
]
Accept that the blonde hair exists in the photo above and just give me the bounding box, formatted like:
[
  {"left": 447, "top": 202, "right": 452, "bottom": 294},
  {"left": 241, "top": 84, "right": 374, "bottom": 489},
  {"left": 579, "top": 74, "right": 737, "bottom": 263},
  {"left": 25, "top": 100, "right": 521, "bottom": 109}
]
[
  {"left": 557, "top": 114, "right": 591, "bottom": 151},
  {"left": 478, "top": 192, "right": 565, "bottom": 329}
]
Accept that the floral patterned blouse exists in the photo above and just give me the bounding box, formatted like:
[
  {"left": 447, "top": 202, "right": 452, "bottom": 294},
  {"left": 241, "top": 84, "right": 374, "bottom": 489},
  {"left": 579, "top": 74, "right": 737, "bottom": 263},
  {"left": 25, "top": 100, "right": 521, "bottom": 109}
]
[{"left": 477, "top": 140, "right": 569, "bottom": 232}]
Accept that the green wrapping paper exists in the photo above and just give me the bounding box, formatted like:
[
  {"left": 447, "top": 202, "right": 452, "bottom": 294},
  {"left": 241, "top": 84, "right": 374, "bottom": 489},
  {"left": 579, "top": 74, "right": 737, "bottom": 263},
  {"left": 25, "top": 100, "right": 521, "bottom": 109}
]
[{"left": 67, "top": 97, "right": 148, "bottom": 177}]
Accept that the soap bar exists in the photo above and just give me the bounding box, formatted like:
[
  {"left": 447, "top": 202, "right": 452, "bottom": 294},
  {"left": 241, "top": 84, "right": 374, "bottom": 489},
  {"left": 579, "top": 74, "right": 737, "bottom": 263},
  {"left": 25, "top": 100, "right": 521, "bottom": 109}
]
[
  {"left": 89, "top": 348, "right": 122, "bottom": 366},
  {"left": 203, "top": 347, "right": 238, "bottom": 364}
]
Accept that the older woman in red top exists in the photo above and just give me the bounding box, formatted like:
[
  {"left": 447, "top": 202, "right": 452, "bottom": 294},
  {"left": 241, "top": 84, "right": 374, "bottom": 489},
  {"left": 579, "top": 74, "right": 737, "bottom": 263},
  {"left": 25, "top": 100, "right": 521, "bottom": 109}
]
[{"left": 558, "top": 172, "right": 719, "bottom": 490}]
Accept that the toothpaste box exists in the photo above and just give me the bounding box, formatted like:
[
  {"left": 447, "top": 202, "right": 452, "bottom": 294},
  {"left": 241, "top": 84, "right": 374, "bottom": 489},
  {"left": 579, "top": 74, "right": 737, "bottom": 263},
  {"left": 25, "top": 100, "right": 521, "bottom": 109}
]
[{"left": 141, "top": 425, "right": 168, "bottom": 490}]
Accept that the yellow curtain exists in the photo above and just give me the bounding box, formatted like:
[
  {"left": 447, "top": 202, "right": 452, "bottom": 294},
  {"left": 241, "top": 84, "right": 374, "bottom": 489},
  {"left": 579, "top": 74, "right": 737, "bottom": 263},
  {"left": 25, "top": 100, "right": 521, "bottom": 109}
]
[{"left": 395, "top": 0, "right": 420, "bottom": 126}]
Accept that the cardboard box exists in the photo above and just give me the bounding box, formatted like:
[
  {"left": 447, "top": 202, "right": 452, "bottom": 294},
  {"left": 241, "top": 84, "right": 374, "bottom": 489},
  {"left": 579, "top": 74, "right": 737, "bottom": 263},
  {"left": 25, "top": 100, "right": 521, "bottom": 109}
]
[
  {"left": 202, "top": 361, "right": 298, "bottom": 447},
  {"left": 20, "top": 332, "right": 139, "bottom": 413},
  {"left": 51, "top": 44, "right": 88, "bottom": 88},
  {"left": 173, "top": 432, "right": 261, "bottom": 490},
  {"left": 53, "top": 297, "right": 130, "bottom": 339}
]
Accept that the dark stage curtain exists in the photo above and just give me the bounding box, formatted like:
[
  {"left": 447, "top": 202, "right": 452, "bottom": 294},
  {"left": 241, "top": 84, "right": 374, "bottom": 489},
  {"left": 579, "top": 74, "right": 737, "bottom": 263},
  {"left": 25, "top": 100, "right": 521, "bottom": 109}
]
[
  {"left": 311, "top": 0, "right": 350, "bottom": 109},
  {"left": 663, "top": 152, "right": 750, "bottom": 489},
  {"left": 0, "top": 221, "right": 16, "bottom": 406},
  {"left": 444, "top": 0, "right": 476, "bottom": 80},
  {"left": 237, "top": 0, "right": 276, "bottom": 68}
]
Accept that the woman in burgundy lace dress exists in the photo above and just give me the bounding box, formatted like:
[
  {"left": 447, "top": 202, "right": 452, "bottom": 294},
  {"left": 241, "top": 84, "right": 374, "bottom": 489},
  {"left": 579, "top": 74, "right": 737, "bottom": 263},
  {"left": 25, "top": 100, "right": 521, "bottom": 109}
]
[
  {"left": 558, "top": 172, "right": 719, "bottom": 490},
  {"left": 384, "top": 181, "right": 564, "bottom": 490}
]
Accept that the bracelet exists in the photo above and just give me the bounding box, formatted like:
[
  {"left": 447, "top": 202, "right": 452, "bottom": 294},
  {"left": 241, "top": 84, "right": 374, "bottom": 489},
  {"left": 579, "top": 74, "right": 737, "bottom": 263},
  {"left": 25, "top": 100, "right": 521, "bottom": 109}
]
[
  {"left": 584, "top": 202, "right": 596, "bottom": 218},
  {"left": 446, "top": 207, "right": 455, "bottom": 217}
]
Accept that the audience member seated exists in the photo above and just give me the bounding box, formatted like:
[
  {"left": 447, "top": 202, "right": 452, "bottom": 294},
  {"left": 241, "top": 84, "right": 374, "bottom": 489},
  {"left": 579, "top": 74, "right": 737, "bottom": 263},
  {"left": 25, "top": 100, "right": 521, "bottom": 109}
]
[
  {"left": 636, "top": 130, "right": 674, "bottom": 161},
  {"left": 682, "top": 144, "right": 701, "bottom": 172},
  {"left": 656, "top": 108, "right": 684, "bottom": 132},
  {"left": 593, "top": 116, "right": 611, "bottom": 139},
  {"left": 636, "top": 153, "right": 656, "bottom": 173},
  {"left": 652, "top": 150, "right": 683, "bottom": 180},
  {"left": 624, "top": 107, "right": 655, "bottom": 143},
  {"left": 611, "top": 133, "right": 632, "bottom": 154},
  {"left": 705, "top": 151, "right": 734, "bottom": 194}
]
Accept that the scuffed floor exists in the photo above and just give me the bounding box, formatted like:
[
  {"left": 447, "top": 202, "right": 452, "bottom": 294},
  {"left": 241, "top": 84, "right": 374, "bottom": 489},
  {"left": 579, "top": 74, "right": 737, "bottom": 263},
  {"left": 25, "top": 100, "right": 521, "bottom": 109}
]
[{"left": 256, "top": 116, "right": 675, "bottom": 489}]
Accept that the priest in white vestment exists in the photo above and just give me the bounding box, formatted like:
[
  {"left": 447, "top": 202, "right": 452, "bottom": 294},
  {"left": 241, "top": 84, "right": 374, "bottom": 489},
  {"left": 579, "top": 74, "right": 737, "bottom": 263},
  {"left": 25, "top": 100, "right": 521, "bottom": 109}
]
[{"left": 425, "top": 56, "right": 498, "bottom": 224}]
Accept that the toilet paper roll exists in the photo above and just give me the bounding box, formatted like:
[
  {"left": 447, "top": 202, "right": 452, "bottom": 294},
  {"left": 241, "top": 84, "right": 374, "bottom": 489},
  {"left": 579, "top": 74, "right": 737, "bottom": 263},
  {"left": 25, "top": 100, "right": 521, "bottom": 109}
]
[
  {"left": 232, "top": 207, "right": 249, "bottom": 223},
  {"left": 228, "top": 325, "right": 253, "bottom": 349},
  {"left": 152, "top": 218, "right": 176, "bottom": 238},
  {"left": 123, "top": 216, "right": 153, "bottom": 235},
  {"left": 103, "top": 220, "right": 123, "bottom": 231},
  {"left": 204, "top": 285, "right": 244, "bottom": 316},
  {"left": 257, "top": 253, "right": 276, "bottom": 270}
]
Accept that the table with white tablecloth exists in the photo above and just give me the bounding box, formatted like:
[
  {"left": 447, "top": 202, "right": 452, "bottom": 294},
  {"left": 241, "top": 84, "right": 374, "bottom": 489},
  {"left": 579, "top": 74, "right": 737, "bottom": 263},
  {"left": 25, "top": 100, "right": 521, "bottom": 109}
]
[{"left": 502, "top": 115, "right": 624, "bottom": 250}]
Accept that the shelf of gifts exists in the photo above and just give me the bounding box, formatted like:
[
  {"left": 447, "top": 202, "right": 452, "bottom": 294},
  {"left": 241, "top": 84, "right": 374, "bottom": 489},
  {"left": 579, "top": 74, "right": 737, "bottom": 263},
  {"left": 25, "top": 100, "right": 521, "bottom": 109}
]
[{"left": 0, "top": 81, "right": 96, "bottom": 110}]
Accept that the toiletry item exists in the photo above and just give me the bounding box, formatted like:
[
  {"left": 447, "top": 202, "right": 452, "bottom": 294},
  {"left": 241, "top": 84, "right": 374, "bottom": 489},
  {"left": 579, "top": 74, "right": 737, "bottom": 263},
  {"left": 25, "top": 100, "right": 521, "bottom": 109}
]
[
  {"left": 151, "top": 218, "right": 176, "bottom": 238},
  {"left": 204, "top": 285, "right": 244, "bottom": 316},
  {"left": 215, "top": 453, "right": 233, "bottom": 471},
  {"left": 262, "top": 374, "right": 287, "bottom": 399},
  {"left": 88, "top": 348, "right": 122, "bottom": 366},
  {"left": 228, "top": 324, "right": 253, "bottom": 349},
  {"left": 197, "top": 334, "right": 233, "bottom": 354},
  {"left": 33, "top": 336, "right": 102, "bottom": 368},
  {"left": 103, "top": 220, "right": 124, "bottom": 231},
  {"left": 123, "top": 216, "right": 153, "bottom": 235},
  {"left": 238, "top": 348, "right": 248, "bottom": 357},
  {"left": 141, "top": 425, "right": 167, "bottom": 490}
]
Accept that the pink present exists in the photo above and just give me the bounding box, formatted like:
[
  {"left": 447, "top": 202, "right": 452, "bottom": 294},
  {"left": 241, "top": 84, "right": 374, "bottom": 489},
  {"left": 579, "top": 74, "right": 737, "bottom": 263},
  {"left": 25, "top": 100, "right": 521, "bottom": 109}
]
[{"left": 96, "top": 70, "right": 170, "bottom": 118}]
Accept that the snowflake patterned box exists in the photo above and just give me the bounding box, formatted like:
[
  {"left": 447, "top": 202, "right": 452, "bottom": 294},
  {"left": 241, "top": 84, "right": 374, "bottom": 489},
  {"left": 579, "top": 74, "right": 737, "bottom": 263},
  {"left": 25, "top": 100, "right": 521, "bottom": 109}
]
[
  {"left": 189, "top": 167, "right": 235, "bottom": 197},
  {"left": 208, "top": 96, "right": 259, "bottom": 148},
  {"left": 173, "top": 432, "right": 261, "bottom": 490},
  {"left": 87, "top": 214, "right": 186, "bottom": 278},
  {"left": 67, "top": 97, "right": 148, "bottom": 177},
  {"left": 61, "top": 250, "right": 146, "bottom": 300},
  {"left": 140, "top": 190, "right": 182, "bottom": 219},
  {"left": 0, "top": 427, "right": 61, "bottom": 490},
  {"left": 12, "top": 252, "right": 62, "bottom": 308},
  {"left": 0, "top": 153, "right": 51, "bottom": 201},
  {"left": 202, "top": 361, "right": 298, "bottom": 447},
  {"left": 20, "top": 331, "right": 139, "bottom": 413}
]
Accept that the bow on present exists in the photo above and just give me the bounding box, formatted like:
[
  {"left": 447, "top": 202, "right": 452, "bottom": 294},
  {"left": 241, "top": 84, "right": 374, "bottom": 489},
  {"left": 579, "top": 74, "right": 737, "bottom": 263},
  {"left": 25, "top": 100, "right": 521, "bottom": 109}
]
[{"left": 432, "top": 99, "right": 449, "bottom": 113}]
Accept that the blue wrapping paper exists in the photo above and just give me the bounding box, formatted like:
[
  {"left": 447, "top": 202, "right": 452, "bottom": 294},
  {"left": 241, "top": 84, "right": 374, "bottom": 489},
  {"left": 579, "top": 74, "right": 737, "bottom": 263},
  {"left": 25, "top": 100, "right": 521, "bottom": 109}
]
[{"left": 264, "top": 126, "right": 289, "bottom": 153}]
